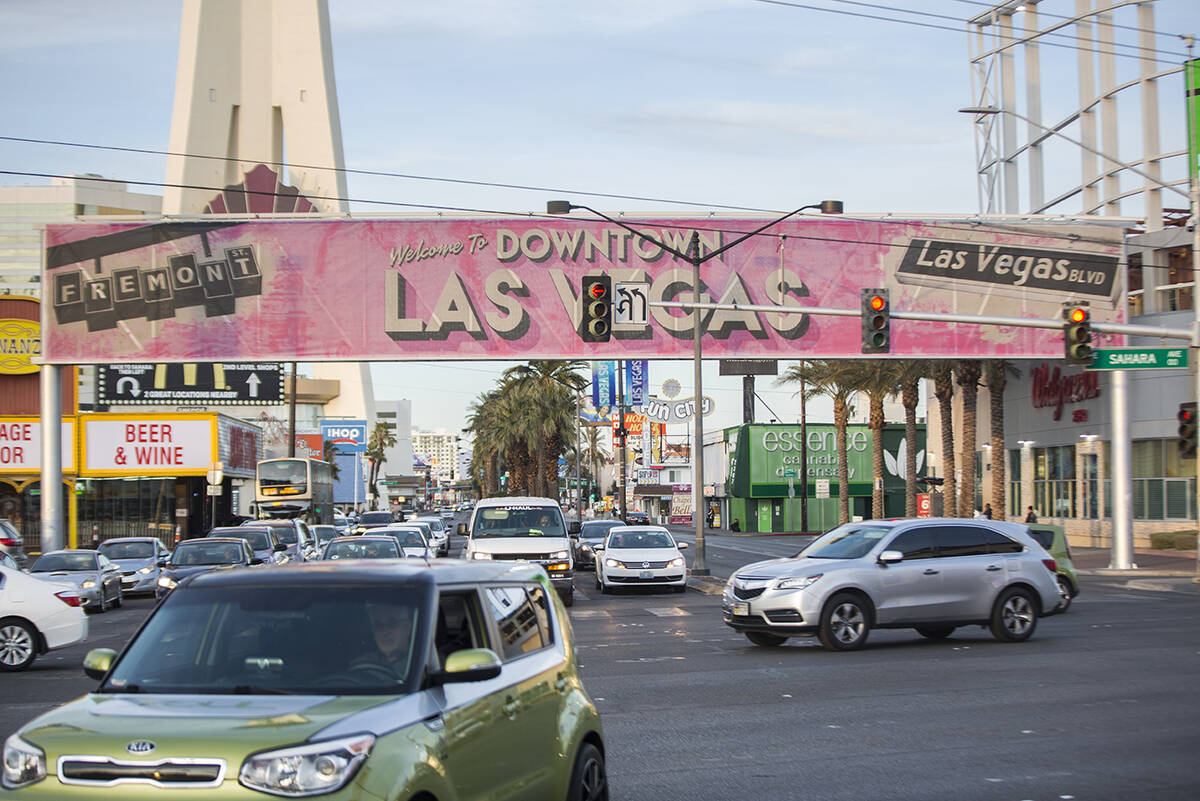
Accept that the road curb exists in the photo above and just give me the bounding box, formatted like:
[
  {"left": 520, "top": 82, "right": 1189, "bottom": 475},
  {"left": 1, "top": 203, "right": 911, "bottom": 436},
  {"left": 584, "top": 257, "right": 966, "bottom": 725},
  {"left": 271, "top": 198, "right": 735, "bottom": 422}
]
[{"left": 1077, "top": 568, "right": 1196, "bottom": 578}]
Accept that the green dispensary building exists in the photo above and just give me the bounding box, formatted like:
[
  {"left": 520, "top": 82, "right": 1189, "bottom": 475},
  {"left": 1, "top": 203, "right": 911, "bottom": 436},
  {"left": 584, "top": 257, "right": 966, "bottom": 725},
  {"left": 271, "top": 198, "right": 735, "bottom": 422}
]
[{"left": 723, "top": 423, "right": 926, "bottom": 534}]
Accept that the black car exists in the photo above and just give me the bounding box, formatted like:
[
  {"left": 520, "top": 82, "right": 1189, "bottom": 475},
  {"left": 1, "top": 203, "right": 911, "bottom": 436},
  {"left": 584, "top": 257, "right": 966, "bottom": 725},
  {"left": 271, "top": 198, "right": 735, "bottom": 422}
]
[
  {"left": 208, "top": 526, "right": 287, "bottom": 566},
  {"left": 355, "top": 511, "right": 395, "bottom": 533},
  {"left": 624, "top": 511, "right": 650, "bottom": 525},
  {"left": 156, "top": 537, "right": 262, "bottom": 599},
  {"left": 574, "top": 520, "right": 624, "bottom": 570}
]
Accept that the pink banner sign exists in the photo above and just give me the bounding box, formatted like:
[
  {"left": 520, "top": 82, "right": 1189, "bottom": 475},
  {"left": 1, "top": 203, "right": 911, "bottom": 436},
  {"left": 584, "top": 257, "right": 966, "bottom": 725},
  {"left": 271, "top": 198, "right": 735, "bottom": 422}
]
[{"left": 42, "top": 217, "right": 1125, "bottom": 364}]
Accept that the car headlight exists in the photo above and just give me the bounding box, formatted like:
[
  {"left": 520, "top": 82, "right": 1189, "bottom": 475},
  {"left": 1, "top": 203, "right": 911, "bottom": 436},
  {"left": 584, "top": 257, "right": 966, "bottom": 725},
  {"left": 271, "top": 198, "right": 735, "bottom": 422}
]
[
  {"left": 239, "top": 733, "right": 374, "bottom": 797},
  {"left": 157, "top": 575, "right": 177, "bottom": 589},
  {"left": 774, "top": 573, "right": 823, "bottom": 591},
  {"left": 137, "top": 566, "right": 154, "bottom": 574},
  {"left": 604, "top": 558, "right": 623, "bottom": 568},
  {"left": 79, "top": 579, "right": 96, "bottom": 589},
  {"left": 2, "top": 734, "right": 46, "bottom": 789},
  {"left": 668, "top": 556, "right": 685, "bottom": 568},
  {"left": 471, "top": 552, "right": 492, "bottom": 560},
  {"left": 551, "top": 550, "right": 569, "bottom": 560}
]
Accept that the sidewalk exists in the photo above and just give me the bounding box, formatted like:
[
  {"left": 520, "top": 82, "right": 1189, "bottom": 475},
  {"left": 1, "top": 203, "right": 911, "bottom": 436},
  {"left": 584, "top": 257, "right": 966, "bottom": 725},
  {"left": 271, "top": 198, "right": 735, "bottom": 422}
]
[{"left": 1070, "top": 546, "right": 1196, "bottom": 577}]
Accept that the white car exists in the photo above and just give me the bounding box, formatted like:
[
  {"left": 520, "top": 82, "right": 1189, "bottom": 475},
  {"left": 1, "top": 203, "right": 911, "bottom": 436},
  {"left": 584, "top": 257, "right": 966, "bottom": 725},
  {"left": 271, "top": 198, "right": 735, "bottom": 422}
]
[
  {"left": 379, "top": 524, "right": 435, "bottom": 559},
  {"left": 411, "top": 516, "right": 450, "bottom": 557},
  {"left": 0, "top": 564, "right": 89, "bottom": 672},
  {"left": 595, "top": 525, "right": 688, "bottom": 594}
]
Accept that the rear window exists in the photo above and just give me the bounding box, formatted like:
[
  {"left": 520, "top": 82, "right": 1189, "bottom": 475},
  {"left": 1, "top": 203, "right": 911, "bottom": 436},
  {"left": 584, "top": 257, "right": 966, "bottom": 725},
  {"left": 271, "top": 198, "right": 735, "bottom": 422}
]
[
  {"left": 1028, "top": 529, "right": 1055, "bottom": 549},
  {"left": 99, "top": 541, "right": 156, "bottom": 559},
  {"left": 361, "top": 512, "right": 394, "bottom": 525}
]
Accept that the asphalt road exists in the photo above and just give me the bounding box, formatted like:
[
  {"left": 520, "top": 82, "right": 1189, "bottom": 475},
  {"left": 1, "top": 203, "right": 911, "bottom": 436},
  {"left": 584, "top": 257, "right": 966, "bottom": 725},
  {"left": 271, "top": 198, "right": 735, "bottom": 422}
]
[{"left": 3, "top": 527, "right": 1198, "bottom": 800}]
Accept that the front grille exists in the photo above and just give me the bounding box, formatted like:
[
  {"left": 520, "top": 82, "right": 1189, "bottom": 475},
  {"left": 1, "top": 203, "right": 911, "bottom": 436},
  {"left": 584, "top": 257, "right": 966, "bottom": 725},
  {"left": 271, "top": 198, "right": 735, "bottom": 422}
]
[
  {"left": 492, "top": 553, "right": 555, "bottom": 562},
  {"left": 732, "top": 586, "right": 766, "bottom": 600},
  {"left": 610, "top": 573, "right": 684, "bottom": 583},
  {"left": 58, "top": 757, "right": 225, "bottom": 787}
]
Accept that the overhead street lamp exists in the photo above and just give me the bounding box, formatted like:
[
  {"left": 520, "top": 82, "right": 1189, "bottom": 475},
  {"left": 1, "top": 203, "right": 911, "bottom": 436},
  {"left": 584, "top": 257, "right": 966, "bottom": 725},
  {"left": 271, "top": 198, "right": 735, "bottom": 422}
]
[
  {"left": 548, "top": 199, "right": 844, "bottom": 575},
  {"left": 960, "top": 104, "right": 1199, "bottom": 572}
]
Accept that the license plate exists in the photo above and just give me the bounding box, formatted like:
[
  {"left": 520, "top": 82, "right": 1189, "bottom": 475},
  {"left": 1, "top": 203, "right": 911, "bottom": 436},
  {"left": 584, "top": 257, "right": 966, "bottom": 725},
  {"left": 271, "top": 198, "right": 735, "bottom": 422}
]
[
  {"left": 733, "top": 602, "right": 750, "bottom": 616},
  {"left": 639, "top": 571, "right": 653, "bottom": 579}
]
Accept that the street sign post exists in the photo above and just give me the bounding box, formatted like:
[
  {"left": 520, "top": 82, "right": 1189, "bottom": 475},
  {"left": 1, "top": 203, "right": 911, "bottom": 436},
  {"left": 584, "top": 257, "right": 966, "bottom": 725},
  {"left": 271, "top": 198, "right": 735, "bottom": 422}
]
[{"left": 1090, "top": 348, "right": 1189, "bottom": 370}]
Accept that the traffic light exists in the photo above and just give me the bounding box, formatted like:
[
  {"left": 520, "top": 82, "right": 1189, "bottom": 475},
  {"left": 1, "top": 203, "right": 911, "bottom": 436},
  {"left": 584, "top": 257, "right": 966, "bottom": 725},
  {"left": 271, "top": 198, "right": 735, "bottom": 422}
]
[
  {"left": 580, "top": 274, "right": 612, "bottom": 342},
  {"left": 1063, "top": 303, "right": 1092, "bottom": 365},
  {"left": 861, "top": 288, "right": 890, "bottom": 354},
  {"left": 1178, "top": 402, "right": 1197, "bottom": 457}
]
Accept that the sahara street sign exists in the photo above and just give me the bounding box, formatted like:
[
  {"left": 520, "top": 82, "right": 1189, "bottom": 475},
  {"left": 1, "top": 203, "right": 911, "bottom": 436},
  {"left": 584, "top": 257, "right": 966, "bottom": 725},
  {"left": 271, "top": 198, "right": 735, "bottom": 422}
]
[{"left": 1090, "top": 348, "right": 1189, "bottom": 370}]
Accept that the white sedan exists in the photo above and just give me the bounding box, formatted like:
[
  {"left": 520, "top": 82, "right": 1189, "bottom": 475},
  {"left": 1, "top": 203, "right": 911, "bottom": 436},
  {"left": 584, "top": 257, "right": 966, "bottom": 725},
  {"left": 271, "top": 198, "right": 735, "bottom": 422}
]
[
  {"left": 0, "top": 564, "right": 88, "bottom": 672},
  {"left": 595, "top": 525, "right": 688, "bottom": 594}
]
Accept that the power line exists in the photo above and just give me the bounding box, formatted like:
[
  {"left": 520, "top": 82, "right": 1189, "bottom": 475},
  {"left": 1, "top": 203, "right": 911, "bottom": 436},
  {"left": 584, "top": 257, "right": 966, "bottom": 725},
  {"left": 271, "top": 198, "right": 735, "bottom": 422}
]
[
  {"left": 750, "top": 0, "right": 1192, "bottom": 62},
  {"left": 948, "top": 0, "right": 1189, "bottom": 40},
  {"left": 0, "top": 135, "right": 779, "bottom": 215}
]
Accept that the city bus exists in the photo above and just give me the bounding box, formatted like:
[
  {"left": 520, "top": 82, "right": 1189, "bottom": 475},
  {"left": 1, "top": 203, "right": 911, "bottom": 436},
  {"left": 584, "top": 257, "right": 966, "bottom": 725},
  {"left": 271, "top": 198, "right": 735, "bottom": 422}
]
[{"left": 253, "top": 457, "right": 334, "bottom": 524}]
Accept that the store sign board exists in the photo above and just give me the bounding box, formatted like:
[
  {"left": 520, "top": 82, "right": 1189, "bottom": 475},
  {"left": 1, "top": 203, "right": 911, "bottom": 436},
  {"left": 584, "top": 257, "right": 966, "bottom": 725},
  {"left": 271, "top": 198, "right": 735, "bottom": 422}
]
[
  {"left": 0, "top": 319, "right": 41, "bottom": 375},
  {"left": 99, "top": 362, "right": 284, "bottom": 405},
  {"left": 0, "top": 418, "right": 76, "bottom": 473},
  {"left": 42, "top": 219, "right": 1125, "bottom": 364},
  {"left": 81, "top": 416, "right": 214, "bottom": 476}
]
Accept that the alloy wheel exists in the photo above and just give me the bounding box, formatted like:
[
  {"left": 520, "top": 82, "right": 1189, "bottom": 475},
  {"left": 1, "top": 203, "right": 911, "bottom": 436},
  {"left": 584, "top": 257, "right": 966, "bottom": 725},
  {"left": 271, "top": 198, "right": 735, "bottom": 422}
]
[
  {"left": 577, "top": 751, "right": 607, "bottom": 801},
  {"left": 1002, "top": 594, "right": 1034, "bottom": 636},
  {"left": 831, "top": 602, "right": 865, "bottom": 644},
  {"left": 0, "top": 624, "right": 34, "bottom": 668}
]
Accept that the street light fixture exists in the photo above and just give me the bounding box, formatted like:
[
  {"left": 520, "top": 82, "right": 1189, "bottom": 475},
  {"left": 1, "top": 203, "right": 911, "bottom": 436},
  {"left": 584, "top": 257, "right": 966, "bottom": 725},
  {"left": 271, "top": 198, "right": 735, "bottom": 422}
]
[
  {"left": 960, "top": 104, "right": 1199, "bottom": 573},
  {"left": 547, "top": 199, "right": 844, "bottom": 574}
]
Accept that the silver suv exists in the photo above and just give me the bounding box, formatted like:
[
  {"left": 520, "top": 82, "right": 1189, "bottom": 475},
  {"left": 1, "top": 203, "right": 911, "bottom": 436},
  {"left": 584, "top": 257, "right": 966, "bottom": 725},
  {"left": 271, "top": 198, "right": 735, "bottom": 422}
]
[{"left": 724, "top": 518, "right": 1062, "bottom": 651}]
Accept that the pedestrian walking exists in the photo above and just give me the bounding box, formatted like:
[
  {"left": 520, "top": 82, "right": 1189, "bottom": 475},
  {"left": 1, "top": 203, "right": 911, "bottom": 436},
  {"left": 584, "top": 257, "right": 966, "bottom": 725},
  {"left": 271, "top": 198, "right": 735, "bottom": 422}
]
[
  {"left": 982, "top": 503, "right": 993, "bottom": 519},
  {"left": 1024, "top": 506, "right": 1037, "bottom": 523}
]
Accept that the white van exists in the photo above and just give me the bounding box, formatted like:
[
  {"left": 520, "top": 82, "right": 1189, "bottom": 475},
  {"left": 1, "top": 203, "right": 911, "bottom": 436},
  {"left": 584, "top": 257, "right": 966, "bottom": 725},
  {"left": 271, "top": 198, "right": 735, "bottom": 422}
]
[{"left": 459, "top": 496, "right": 579, "bottom": 606}]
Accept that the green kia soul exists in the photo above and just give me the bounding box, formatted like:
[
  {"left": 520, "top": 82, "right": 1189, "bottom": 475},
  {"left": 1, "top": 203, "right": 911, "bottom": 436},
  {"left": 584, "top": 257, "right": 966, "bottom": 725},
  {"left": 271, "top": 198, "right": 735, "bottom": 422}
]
[{"left": 2, "top": 561, "right": 607, "bottom": 800}]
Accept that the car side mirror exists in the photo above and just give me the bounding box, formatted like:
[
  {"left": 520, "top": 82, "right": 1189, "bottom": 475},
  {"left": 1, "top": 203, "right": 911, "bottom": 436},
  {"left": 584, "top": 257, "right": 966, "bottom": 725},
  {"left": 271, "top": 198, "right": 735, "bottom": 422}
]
[
  {"left": 157, "top": 558, "right": 167, "bottom": 567},
  {"left": 250, "top": 557, "right": 264, "bottom": 565},
  {"left": 677, "top": 542, "right": 689, "bottom": 549},
  {"left": 432, "top": 648, "right": 503, "bottom": 685},
  {"left": 593, "top": 545, "right": 604, "bottom": 552},
  {"left": 457, "top": 523, "right": 468, "bottom": 536},
  {"left": 274, "top": 543, "right": 287, "bottom": 552},
  {"left": 568, "top": 521, "right": 581, "bottom": 534},
  {"left": 83, "top": 648, "right": 118, "bottom": 681},
  {"left": 878, "top": 550, "right": 903, "bottom": 565}
]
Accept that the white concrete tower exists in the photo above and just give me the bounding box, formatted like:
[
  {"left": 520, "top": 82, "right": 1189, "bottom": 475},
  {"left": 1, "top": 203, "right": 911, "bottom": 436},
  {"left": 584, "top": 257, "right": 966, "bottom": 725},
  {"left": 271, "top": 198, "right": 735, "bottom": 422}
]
[
  {"left": 163, "top": 0, "right": 371, "bottom": 422},
  {"left": 162, "top": 0, "right": 348, "bottom": 215}
]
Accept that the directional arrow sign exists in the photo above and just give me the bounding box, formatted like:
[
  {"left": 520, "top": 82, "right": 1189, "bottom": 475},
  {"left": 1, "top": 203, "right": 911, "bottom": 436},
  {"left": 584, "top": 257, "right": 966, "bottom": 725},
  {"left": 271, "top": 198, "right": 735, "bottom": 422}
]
[
  {"left": 246, "top": 372, "right": 261, "bottom": 397},
  {"left": 1090, "top": 348, "right": 1189, "bottom": 370},
  {"left": 115, "top": 376, "right": 141, "bottom": 397}
]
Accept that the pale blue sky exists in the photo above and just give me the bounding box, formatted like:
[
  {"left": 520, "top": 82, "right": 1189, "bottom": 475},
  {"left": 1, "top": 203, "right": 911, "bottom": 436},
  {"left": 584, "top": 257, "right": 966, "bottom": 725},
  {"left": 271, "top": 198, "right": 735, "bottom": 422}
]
[{"left": 2, "top": 0, "right": 1197, "bottom": 434}]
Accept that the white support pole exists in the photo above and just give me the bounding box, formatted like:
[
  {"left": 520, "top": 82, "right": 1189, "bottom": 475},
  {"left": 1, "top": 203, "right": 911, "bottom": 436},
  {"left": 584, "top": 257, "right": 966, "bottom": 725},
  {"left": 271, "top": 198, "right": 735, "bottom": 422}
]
[
  {"left": 39, "top": 365, "right": 63, "bottom": 553},
  {"left": 1110, "top": 369, "right": 1134, "bottom": 569}
]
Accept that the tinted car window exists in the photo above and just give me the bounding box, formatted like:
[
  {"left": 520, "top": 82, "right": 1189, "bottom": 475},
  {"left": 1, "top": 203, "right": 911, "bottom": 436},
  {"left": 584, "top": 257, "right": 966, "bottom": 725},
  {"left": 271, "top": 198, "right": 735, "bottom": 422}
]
[
  {"left": 887, "top": 528, "right": 935, "bottom": 560},
  {"left": 1028, "top": 529, "right": 1055, "bottom": 549},
  {"left": 935, "top": 526, "right": 991, "bottom": 557},
  {"left": 486, "top": 586, "right": 548, "bottom": 659},
  {"left": 360, "top": 512, "right": 394, "bottom": 525},
  {"left": 32, "top": 552, "right": 97, "bottom": 572},
  {"left": 99, "top": 541, "right": 156, "bottom": 559},
  {"left": 238, "top": 529, "right": 272, "bottom": 550},
  {"left": 979, "top": 529, "right": 1024, "bottom": 554}
]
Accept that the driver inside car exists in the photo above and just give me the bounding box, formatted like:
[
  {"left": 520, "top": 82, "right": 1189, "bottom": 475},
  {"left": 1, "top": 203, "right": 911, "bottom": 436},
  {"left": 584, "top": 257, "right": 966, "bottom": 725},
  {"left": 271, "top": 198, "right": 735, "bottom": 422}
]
[{"left": 350, "top": 603, "right": 416, "bottom": 681}]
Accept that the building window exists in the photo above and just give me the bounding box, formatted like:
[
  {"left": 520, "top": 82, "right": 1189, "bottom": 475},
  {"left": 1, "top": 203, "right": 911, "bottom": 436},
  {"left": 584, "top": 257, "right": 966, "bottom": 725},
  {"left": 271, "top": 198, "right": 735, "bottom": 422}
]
[
  {"left": 1131, "top": 440, "right": 1195, "bottom": 521},
  {"left": 1033, "top": 445, "right": 1075, "bottom": 518},
  {"left": 1008, "top": 448, "right": 1021, "bottom": 518},
  {"left": 1154, "top": 246, "right": 1193, "bottom": 313},
  {"left": 1127, "top": 252, "right": 1143, "bottom": 317}
]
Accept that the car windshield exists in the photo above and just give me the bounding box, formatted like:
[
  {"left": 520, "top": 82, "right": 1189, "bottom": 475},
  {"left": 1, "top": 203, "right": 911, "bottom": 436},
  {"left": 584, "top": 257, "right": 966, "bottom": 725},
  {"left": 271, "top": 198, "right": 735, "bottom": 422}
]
[
  {"left": 607, "top": 531, "right": 675, "bottom": 549},
  {"left": 313, "top": 525, "right": 337, "bottom": 542},
  {"left": 268, "top": 525, "right": 297, "bottom": 545},
  {"left": 581, "top": 522, "right": 620, "bottom": 540},
  {"left": 798, "top": 524, "right": 892, "bottom": 559},
  {"left": 229, "top": 529, "right": 271, "bottom": 550},
  {"left": 98, "top": 541, "right": 156, "bottom": 560},
  {"left": 414, "top": 518, "right": 443, "bottom": 532},
  {"left": 473, "top": 506, "right": 565, "bottom": 538},
  {"left": 324, "top": 540, "right": 400, "bottom": 560},
  {"left": 171, "top": 543, "right": 244, "bottom": 566},
  {"left": 360, "top": 512, "right": 393, "bottom": 525},
  {"left": 101, "top": 584, "right": 426, "bottom": 695},
  {"left": 32, "top": 552, "right": 96, "bottom": 572}
]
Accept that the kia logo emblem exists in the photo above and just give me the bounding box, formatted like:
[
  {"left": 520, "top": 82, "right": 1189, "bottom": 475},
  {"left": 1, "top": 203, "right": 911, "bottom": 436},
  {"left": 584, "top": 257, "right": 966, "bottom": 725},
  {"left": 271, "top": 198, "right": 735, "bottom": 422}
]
[{"left": 126, "top": 740, "right": 156, "bottom": 755}]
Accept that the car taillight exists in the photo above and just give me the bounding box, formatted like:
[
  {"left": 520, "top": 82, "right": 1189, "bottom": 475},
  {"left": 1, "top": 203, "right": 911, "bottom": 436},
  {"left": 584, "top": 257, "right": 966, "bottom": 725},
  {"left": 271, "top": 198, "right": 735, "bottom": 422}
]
[
  {"left": 55, "top": 592, "right": 85, "bottom": 607},
  {"left": 0, "top": 537, "right": 18, "bottom": 547},
  {"left": 1042, "top": 558, "right": 1057, "bottom": 574}
]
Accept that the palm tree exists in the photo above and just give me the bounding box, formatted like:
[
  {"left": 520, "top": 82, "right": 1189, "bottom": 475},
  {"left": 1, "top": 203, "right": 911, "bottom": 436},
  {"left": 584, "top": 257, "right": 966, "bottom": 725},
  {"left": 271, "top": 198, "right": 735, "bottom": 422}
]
[
  {"left": 932, "top": 362, "right": 957, "bottom": 517},
  {"left": 464, "top": 391, "right": 501, "bottom": 497},
  {"left": 984, "top": 360, "right": 1020, "bottom": 519},
  {"left": 581, "top": 423, "right": 611, "bottom": 504},
  {"left": 898, "top": 360, "right": 937, "bottom": 516},
  {"left": 779, "top": 360, "right": 863, "bottom": 525},
  {"left": 321, "top": 440, "right": 341, "bottom": 481},
  {"left": 364, "top": 421, "right": 397, "bottom": 501},
  {"left": 858, "top": 361, "right": 905, "bottom": 518},
  {"left": 956, "top": 360, "right": 983, "bottom": 517},
  {"left": 501, "top": 361, "right": 588, "bottom": 498}
]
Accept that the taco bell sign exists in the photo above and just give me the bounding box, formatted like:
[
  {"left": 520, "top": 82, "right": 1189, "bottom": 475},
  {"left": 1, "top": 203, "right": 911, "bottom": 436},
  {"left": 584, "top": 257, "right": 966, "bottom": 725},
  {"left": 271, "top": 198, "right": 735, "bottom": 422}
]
[{"left": 320, "top": 419, "right": 366, "bottom": 454}]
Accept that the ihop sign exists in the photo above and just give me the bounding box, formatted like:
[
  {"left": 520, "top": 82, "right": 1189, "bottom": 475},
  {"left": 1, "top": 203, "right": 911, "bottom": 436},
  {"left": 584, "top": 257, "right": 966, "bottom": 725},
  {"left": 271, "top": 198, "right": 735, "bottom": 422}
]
[{"left": 320, "top": 419, "right": 367, "bottom": 454}]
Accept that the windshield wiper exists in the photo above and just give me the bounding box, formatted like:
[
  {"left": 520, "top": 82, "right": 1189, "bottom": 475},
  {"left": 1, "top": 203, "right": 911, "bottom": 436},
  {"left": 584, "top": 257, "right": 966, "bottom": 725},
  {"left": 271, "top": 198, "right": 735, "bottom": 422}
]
[{"left": 231, "top": 685, "right": 296, "bottom": 695}]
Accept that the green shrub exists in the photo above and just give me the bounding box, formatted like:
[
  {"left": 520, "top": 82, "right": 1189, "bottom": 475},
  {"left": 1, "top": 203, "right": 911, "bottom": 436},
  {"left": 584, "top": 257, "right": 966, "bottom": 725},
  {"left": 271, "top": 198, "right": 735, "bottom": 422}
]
[{"left": 1149, "top": 531, "right": 1196, "bottom": 550}]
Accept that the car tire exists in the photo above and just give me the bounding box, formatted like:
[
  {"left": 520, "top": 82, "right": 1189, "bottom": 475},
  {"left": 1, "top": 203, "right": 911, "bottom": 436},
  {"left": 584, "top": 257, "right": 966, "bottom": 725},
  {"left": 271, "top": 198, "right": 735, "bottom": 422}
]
[
  {"left": 817, "top": 592, "right": 870, "bottom": 651},
  {"left": 567, "top": 742, "right": 608, "bottom": 801},
  {"left": 96, "top": 587, "right": 108, "bottom": 614},
  {"left": 915, "top": 625, "right": 956, "bottom": 639},
  {"left": 563, "top": 591, "right": 575, "bottom": 608},
  {"left": 990, "top": 586, "right": 1038, "bottom": 642},
  {"left": 600, "top": 579, "right": 612, "bottom": 595},
  {"left": 112, "top": 586, "right": 123, "bottom": 609},
  {"left": 673, "top": 584, "right": 686, "bottom": 594},
  {"left": 0, "top": 618, "right": 38, "bottom": 672},
  {"left": 1055, "top": 575, "right": 1073, "bottom": 613},
  {"left": 745, "top": 631, "right": 788, "bottom": 647}
]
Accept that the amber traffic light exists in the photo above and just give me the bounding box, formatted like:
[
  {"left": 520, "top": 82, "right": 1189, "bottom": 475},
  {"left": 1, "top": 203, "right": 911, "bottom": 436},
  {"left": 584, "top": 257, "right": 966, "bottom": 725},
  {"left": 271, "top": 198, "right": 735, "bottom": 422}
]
[
  {"left": 1063, "top": 303, "right": 1092, "bottom": 365},
  {"left": 861, "top": 288, "right": 890, "bottom": 354}
]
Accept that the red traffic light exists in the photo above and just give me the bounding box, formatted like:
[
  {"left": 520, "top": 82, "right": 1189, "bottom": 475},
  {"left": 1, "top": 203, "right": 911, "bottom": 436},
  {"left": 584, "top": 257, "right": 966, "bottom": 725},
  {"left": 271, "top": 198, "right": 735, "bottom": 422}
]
[
  {"left": 1067, "top": 307, "right": 1088, "bottom": 324},
  {"left": 587, "top": 282, "right": 608, "bottom": 300},
  {"left": 868, "top": 295, "right": 887, "bottom": 312}
]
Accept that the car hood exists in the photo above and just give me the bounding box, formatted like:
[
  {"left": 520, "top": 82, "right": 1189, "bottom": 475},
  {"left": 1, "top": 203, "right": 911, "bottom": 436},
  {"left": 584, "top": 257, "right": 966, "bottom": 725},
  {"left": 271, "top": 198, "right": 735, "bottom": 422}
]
[
  {"left": 470, "top": 537, "right": 571, "bottom": 554},
  {"left": 19, "top": 694, "right": 422, "bottom": 762},
  {"left": 606, "top": 547, "right": 681, "bottom": 562},
  {"left": 107, "top": 557, "right": 157, "bottom": 571},
  {"left": 732, "top": 555, "right": 852, "bottom": 582},
  {"left": 31, "top": 571, "right": 97, "bottom": 587}
]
